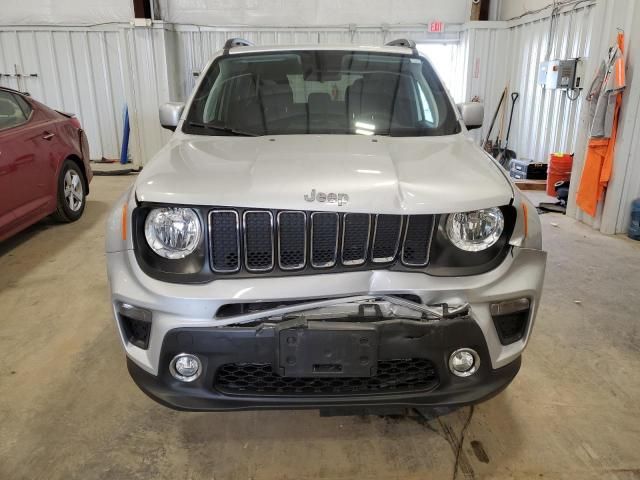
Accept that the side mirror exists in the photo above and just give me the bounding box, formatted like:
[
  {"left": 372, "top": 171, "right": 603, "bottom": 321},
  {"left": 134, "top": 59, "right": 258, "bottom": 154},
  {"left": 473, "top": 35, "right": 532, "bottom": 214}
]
[
  {"left": 159, "top": 102, "right": 185, "bottom": 131},
  {"left": 457, "top": 102, "right": 484, "bottom": 130}
]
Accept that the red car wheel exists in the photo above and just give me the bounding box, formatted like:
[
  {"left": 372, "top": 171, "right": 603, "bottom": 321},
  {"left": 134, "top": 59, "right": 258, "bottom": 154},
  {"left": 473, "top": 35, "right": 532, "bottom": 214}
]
[{"left": 53, "top": 159, "right": 86, "bottom": 222}]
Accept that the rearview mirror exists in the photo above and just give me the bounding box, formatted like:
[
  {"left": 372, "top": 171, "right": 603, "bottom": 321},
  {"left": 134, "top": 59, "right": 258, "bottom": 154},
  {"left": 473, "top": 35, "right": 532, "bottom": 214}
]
[
  {"left": 457, "top": 102, "right": 484, "bottom": 130},
  {"left": 159, "top": 102, "right": 185, "bottom": 131}
]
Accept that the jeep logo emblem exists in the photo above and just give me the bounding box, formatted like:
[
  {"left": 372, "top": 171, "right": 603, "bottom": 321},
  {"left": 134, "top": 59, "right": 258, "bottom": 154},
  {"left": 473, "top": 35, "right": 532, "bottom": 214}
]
[{"left": 304, "top": 189, "right": 349, "bottom": 206}]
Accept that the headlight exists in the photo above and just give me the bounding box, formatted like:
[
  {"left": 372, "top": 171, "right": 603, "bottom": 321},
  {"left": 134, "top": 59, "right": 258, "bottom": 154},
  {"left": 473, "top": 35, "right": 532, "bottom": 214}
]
[
  {"left": 144, "top": 207, "right": 201, "bottom": 259},
  {"left": 445, "top": 207, "right": 504, "bottom": 252}
]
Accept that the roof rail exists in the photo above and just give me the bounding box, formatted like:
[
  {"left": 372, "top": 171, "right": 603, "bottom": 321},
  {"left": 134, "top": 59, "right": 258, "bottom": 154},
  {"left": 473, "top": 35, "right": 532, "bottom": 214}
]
[
  {"left": 385, "top": 38, "right": 418, "bottom": 55},
  {"left": 223, "top": 38, "right": 255, "bottom": 55}
]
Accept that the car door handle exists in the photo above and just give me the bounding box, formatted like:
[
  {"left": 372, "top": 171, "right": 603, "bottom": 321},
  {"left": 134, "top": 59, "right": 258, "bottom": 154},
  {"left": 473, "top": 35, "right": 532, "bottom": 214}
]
[{"left": 42, "top": 132, "right": 56, "bottom": 140}]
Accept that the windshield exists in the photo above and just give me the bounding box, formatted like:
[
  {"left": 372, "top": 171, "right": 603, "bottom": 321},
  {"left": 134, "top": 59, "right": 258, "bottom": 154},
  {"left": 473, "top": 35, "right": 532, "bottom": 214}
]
[{"left": 183, "top": 50, "right": 461, "bottom": 137}]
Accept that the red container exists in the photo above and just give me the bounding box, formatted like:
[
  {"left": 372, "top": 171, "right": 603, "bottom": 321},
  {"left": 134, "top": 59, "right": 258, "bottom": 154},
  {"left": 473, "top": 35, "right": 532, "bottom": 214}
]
[{"left": 547, "top": 153, "right": 573, "bottom": 196}]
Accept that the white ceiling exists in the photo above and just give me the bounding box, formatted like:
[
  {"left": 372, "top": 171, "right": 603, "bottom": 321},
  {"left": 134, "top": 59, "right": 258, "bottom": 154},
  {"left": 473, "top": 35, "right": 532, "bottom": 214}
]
[
  {"left": 2, "top": 0, "right": 133, "bottom": 25},
  {"left": 1, "top": 0, "right": 474, "bottom": 26}
]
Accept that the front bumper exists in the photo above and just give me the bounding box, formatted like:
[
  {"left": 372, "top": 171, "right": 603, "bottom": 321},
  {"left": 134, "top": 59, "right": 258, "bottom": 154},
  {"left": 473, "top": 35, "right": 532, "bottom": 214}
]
[
  {"left": 127, "top": 317, "right": 522, "bottom": 411},
  {"left": 107, "top": 245, "right": 545, "bottom": 411}
]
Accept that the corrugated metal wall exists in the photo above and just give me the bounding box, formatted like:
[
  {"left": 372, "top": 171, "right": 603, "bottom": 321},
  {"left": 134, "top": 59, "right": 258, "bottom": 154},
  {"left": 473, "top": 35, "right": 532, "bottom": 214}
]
[
  {"left": 614, "top": 6, "right": 640, "bottom": 233},
  {"left": 0, "top": 25, "right": 176, "bottom": 164},
  {"left": 464, "top": 3, "right": 596, "bottom": 162},
  {"left": 568, "top": 0, "right": 639, "bottom": 234},
  {"left": 417, "top": 42, "right": 467, "bottom": 103},
  {"left": 121, "top": 26, "right": 173, "bottom": 166},
  {"left": 459, "top": 24, "right": 511, "bottom": 144},
  {"left": 8, "top": 2, "right": 640, "bottom": 235},
  {"left": 170, "top": 26, "right": 458, "bottom": 101},
  {"left": 0, "top": 26, "right": 128, "bottom": 161},
  {"left": 0, "top": 24, "right": 459, "bottom": 164},
  {"left": 506, "top": 4, "right": 595, "bottom": 162},
  {"left": 0, "top": 9, "right": 596, "bottom": 167}
]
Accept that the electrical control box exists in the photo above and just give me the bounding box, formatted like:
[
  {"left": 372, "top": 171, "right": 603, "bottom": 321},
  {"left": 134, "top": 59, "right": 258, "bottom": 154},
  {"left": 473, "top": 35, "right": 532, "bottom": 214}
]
[{"left": 538, "top": 58, "right": 584, "bottom": 90}]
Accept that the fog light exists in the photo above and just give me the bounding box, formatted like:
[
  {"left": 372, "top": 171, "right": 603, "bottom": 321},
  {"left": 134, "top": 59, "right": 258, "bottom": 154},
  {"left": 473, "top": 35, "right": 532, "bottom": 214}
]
[
  {"left": 169, "top": 353, "right": 202, "bottom": 382},
  {"left": 449, "top": 348, "right": 480, "bottom": 377}
]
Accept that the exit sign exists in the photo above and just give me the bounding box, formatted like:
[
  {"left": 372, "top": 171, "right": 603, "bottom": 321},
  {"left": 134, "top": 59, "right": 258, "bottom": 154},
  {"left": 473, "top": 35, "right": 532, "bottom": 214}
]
[{"left": 429, "top": 21, "right": 444, "bottom": 33}]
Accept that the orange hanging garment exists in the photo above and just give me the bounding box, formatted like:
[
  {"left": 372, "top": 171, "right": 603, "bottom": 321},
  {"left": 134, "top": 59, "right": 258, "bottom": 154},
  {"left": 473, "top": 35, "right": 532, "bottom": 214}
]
[{"left": 576, "top": 32, "right": 626, "bottom": 216}]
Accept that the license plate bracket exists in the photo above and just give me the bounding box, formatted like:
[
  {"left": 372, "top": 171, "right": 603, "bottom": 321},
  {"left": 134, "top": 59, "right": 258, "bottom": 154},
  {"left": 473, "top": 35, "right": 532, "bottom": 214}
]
[{"left": 277, "top": 322, "right": 378, "bottom": 378}]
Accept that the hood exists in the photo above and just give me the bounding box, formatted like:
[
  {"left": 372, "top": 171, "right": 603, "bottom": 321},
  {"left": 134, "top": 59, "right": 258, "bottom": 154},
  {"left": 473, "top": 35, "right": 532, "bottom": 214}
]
[{"left": 135, "top": 133, "right": 513, "bottom": 214}]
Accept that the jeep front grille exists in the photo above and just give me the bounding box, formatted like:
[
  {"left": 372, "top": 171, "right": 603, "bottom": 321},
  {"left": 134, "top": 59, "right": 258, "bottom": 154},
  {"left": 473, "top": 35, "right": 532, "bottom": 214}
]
[
  {"left": 208, "top": 209, "right": 435, "bottom": 274},
  {"left": 243, "top": 211, "right": 274, "bottom": 272},
  {"left": 310, "top": 212, "right": 339, "bottom": 267},
  {"left": 341, "top": 213, "right": 371, "bottom": 265},
  {"left": 277, "top": 211, "right": 306, "bottom": 270},
  {"left": 402, "top": 215, "right": 436, "bottom": 266},
  {"left": 210, "top": 210, "right": 240, "bottom": 272},
  {"left": 371, "top": 214, "right": 403, "bottom": 263}
]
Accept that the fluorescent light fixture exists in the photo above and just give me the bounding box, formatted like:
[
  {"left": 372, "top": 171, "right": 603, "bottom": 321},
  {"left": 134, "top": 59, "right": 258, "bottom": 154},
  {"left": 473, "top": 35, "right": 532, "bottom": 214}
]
[{"left": 355, "top": 128, "right": 374, "bottom": 136}]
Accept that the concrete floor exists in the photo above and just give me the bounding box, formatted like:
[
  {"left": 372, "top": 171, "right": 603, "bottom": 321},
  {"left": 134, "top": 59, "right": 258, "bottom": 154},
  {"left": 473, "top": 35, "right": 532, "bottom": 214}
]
[{"left": 1, "top": 175, "right": 639, "bottom": 480}]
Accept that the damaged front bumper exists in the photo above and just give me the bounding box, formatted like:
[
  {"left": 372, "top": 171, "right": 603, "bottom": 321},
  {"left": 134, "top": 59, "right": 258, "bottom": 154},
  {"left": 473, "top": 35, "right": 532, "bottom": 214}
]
[{"left": 107, "top": 246, "right": 545, "bottom": 411}]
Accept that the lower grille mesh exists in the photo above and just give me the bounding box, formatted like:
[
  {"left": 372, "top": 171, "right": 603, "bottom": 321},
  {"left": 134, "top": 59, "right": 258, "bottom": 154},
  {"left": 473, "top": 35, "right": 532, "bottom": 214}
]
[{"left": 214, "top": 359, "right": 438, "bottom": 396}]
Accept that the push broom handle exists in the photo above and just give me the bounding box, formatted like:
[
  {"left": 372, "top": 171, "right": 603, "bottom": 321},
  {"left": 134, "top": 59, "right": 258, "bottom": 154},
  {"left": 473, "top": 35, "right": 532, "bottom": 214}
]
[{"left": 482, "top": 88, "right": 507, "bottom": 148}]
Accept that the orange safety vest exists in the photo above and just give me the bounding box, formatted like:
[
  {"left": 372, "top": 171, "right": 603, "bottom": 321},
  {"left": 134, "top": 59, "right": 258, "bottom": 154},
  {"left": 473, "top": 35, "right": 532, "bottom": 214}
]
[{"left": 576, "top": 32, "right": 625, "bottom": 217}]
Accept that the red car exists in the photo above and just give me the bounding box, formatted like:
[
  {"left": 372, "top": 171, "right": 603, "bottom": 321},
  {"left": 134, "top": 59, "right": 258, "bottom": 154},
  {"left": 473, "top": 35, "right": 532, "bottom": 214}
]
[{"left": 0, "top": 87, "right": 92, "bottom": 241}]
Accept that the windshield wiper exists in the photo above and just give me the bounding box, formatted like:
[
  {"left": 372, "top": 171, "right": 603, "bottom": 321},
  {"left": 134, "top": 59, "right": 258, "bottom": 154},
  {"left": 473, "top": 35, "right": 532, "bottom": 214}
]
[{"left": 188, "top": 122, "right": 258, "bottom": 137}]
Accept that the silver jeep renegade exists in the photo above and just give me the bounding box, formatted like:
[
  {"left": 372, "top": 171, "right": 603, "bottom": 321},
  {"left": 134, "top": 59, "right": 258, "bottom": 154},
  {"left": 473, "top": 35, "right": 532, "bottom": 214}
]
[{"left": 106, "top": 39, "right": 546, "bottom": 412}]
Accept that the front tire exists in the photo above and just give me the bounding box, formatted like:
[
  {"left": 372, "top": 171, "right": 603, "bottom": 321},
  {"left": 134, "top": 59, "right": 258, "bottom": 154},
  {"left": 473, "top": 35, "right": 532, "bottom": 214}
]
[{"left": 53, "top": 159, "right": 86, "bottom": 223}]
